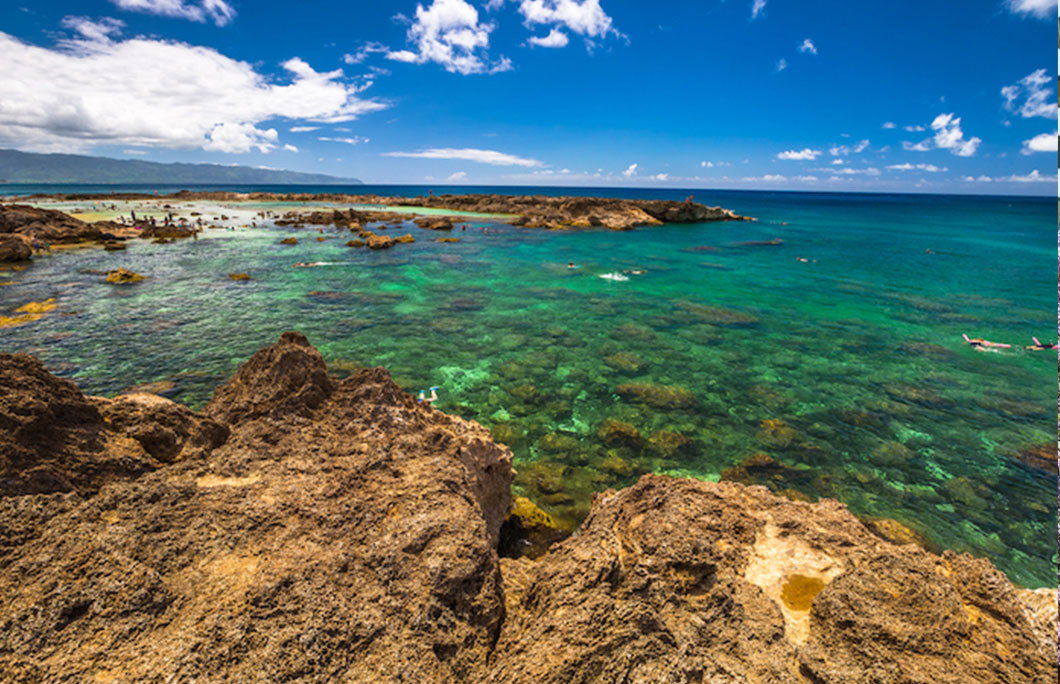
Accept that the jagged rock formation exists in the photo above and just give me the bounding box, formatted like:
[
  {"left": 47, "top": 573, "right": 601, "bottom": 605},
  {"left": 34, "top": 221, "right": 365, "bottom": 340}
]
[{"left": 0, "top": 334, "right": 1053, "bottom": 683}]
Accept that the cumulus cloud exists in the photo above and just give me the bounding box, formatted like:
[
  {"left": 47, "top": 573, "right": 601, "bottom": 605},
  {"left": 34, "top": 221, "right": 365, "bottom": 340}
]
[
  {"left": 882, "top": 122, "right": 896, "bottom": 129},
  {"left": 903, "top": 124, "right": 925, "bottom": 132},
  {"left": 751, "top": 0, "right": 767, "bottom": 20},
  {"left": 829, "top": 167, "right": 881, "bottom": 176},
  {"left": 775, "top": 58, "right": 787, "bottom": 72},
  {"left": 1021, "top": 131, "right": 1058, "bottom": 153},
  {"left": 902, "top": 113, "right": 981, "bottom": 157},
  {"left": 343, "top": 42, "right": 388, "bottom": 65},
  {"left": 1003, "top": 0, "right": 1057, "bottom": 18},
  {"left": 60, "top": 16, "right": 126, "bottom": 41},
  {"left": 383, "top": 147, "right": 542, "bottom": 166},
  {"left": 109, "top": 0, "right": 236, "bottom": 26},
  {"left": 447, "top": 171, "right": 468, "bottom": 181},
  {"left": 621, "top": 162, "right": 637, "bottom": 177},
  {"left": 1000, "top": 169, "right": 1057, "bottom": 182},
  {"left": 0, "top": 29, "right": 387, "bottom": 153},
  {"left": 798, "top": 39, "right": 817, "bottom": 55},
  {"left": 962, "top": 175, "right": 994, "bottom": 182},
  {"left": 777, "top": 148, "right": 821, "bottom": 160},
  {"left": 516, "top": 0, "right": 620, "bottom": 39},
  {"left": 289, "top": 126, "right": 319, "bottom": 133},
  {"left": 1001, "top": 69, "right": 1057, "bottom": 119},
  {"left": 829, "top": 139, "right": 869, "bottom": 156},
  {"left": 526, "top": 28, "right": 570, "bottom": 47},
  {"left": 388, "top": 0, "right": 511, "bottom": 75},
  {"left": 742, "top": 174, "right": 787, "bottom": 182},
  {"left": 886, "top": 163, "right": 947, "bottom": 172}
]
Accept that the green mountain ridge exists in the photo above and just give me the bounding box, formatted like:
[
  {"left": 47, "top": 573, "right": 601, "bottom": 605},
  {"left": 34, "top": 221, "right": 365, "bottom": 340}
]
[{"left": 0, "top": 149, "right": 361, "bottom": 185}]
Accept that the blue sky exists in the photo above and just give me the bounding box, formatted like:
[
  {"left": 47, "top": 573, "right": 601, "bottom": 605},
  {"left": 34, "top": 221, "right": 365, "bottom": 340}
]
[{"left": 1, "top": 0, "right": 1056, "bottom": 194}]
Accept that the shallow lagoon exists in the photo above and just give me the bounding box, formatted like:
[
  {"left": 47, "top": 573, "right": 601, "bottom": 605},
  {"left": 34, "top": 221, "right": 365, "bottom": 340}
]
[{"left": 1, "top": 188, "right": 1055, "bottom": 587}]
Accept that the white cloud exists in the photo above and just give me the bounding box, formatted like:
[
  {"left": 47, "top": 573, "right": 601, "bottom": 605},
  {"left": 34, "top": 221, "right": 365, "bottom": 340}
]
[
  {"left": 650, "top": 173, "right": 669, "bottom": 181},
  {"left": 319, "top": 136, "right": 370, "bottom": 145},
  {"left": 831, "top": 159, "right": 844, "bottom": 165},
  {"left": 775, "top": 58, "right": 787, "bottom": 72},
  {"left": 742, "top": 174, "right": 787, "bottom": 182},
  {"left": 283, "top": 144, "right": 298, "bottom": 152},
  {"left": 622, "top": 162, "right": 637, "bottom": 177},
  {"left": 122, "top": 148, "right": 147, "bottom": 154},
  {"left": 829, "top": 139, "right": 870, "bottom": 156},
  {"left": 447, "top": 171, "right": 467, "bottom": 181},
  {"left": 109, "top": 0, "right": 235, "bottom": 26},
  {"left": 0, "top": 29, "right": 387, "bottom": 153},
  {"left": 962, "top": 175, "right": 993, "bottom": 182},
  {"left": 289, "top": 126, "right": 319, "bottom": 133},
  {"left": 793, "top": 175, "right": 818, "bottom": 182},
  {"left": 1001, "top": 69, "right": 1057, "bottom": 119},
  {"left": 886, "top": 163, "right": 947, "bottom": 172},
  {"left": 751, "top": 0, "right": 767, "bottom": 20},
  {"left": 343, "top": 42, "right": 388, "bottom": 65},
  {"left": 700, "top": 160, "right": 731, "bottom": 168},
  {"left": 1004, "top": 0, "right": 1057, "bottom": 18},
  {"left": 882, "top": 121, "right": 896, "bottom": 129},
  {"left": 903, "top": 124, "right": 925, "bottom": 132},
  {"left": 60, "top": 16, "right": 125, "bottom": 41},
  {"left": 830, "top": 167, "right": 881, "bottom": 176},
  {"left": 777, "top": 148, "right": 821, "bottom": 160},
  {"left": 383, "top": 147, "right": 542, "bottom": 166},
  {"left": 903, "top": 113, "right": 981, "bottom": 157},
  {"left": 527, "top": 28, "right": 570, "bottom": 47},
  {"left": 387, "top": 0, "right": 511, "bottom": 75},
  {"left": 798, "top": 39, "right": 817, "bottom": 55},
  {"left": 1000, "top": 169, "right": 1057, "bottom": 182},
  {"left": 516, "top": 0, "right": 620, "bottom": 39},
  {"left": 1021, "top": 130, "right": 1058, "bottom": 153}
]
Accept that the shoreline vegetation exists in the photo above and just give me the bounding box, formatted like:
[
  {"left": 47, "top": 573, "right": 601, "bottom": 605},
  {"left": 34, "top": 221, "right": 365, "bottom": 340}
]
[{"left": 0, "top": 332, "right": 1055, "bottom": 681}]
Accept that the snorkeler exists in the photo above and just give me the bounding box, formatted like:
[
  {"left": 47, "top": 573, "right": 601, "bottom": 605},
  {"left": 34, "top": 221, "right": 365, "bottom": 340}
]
[
  {"left": 417, "top": 386, "right": 440, "bottom": 405},
  {"left": 567, "top": 262, "right": 580, "bottom": 269},
  {"left": 1027, "top": 337, "right": 1058, "bottom": 350},
  {"left": 962, "top": 333, "right": 1011, "bottom": 349}
]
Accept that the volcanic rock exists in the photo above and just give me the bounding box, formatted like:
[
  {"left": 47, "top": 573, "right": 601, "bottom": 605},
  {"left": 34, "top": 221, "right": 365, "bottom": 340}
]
[
  {"left": 105, "top": 268, "right": 144, "bottom": 284},
  {"left": 0, "top": 235, "right": 31, "bottom": 262},
  {"left": 0, "top": 204, "right": 103, "bottom": 244}
]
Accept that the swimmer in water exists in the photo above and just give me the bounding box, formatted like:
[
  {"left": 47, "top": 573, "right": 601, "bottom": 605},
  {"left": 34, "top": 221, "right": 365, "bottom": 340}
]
[
  {"left": 567, "top": 262, "right": 580, "bottom": 269},
  {"left": 962, "top": 333, "right": 1011, "bottom": 350},
  {"left": 623, "top": 269, "right": 646, "bottom": 275},
  {"left": 417, "top": 387, "right": 439, "bottom": 405},
  {"left": 1026, "top": 337, "right": 1058, "bottom": 350}
]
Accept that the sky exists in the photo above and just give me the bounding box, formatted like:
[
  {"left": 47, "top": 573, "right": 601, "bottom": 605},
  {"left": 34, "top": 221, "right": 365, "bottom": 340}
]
[{"left": 0, "top": 0, "right": 1057, "bottom": 194}]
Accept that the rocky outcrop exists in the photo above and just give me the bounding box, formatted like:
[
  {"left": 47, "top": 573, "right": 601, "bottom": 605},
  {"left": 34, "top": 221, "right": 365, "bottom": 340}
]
[
  {"left": 0, "top": 336, "right": 1053, "bottom": 683},
  {"left": 0, "top": 203, "right": 106, "bottom": 244},
  {"left": 490, "top": 476, "right": 1057, "bottom": 683},
  {"left": 0, "top": 235, "right": 31, "bottom": 262},
  {"left": 105, "top": 267, "right": 144, "bottom": 283}
]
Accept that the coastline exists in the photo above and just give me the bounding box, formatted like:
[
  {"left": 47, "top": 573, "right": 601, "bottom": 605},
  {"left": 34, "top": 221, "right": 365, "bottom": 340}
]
[{"left": 0, "top": 332, "right": 1054, "bottom": 681}]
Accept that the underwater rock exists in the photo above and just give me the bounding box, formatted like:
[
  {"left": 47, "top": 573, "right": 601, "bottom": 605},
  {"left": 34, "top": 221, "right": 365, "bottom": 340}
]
[
  {"left": 596, "top": 419, "right": 642, "bottom": 448},
  {"left": 498, "top": 496, "right": 569, "bottom": 559},
  {"left": 720, "top": 452, "right": 797, "bottom": 487},
  {"left": 610, "top": 322, "right": 656, "bottom": 341},
  {"left": 0, "top": 299, "right": 57, "bottom": 329},
  {"left": 869, "top": 440, "right": 916, "bottom": 466},
  {"left": 861, "top": 516, "right": 935, "bottom": 551},
  {"left": 227, "top": 273, "right": 251, "bottom": 280},
  {"left": 645, "top": 430, "right": 692, "bottom": 458},
  {"left": 490, "top": 422, "right": 528, "bottom": 449},
  {"left": 615, "top": 382, "right": 696, "bottom": 410},
  {"left": 520, "top": 460, "right": 567, "bottom": 494},
  {"left": 508, "top": 383, "right": 538, "bottom": 402},
  {"left": 105, "top": 268, "right": 144, "bottom": 284},
  {"left": 102, "top": 240, "right": 126, "bottom": 250},
  {"left": 436, "top": 237, "right": 461, "bottom": 243},
  {"left": 756, "top": 418, "right": 798, "bottom": 449},
  {"left": 346, "top": 239, "right": 365, "bottom": 247},
  {"left": 536, "top": 431, "right": 579, "bottom": 454},
  {"left": 602, "top": 351, "right": 647, "bottom": 374},
  {"left": 1014, "top": 444, "right": 1056, "bottom": 472},
  {"left": 280, "top": 237, "right": 298, "bottom": 245},
  {"left": 677, "top": 301, "right": 760, "bottom": 326},
  {"left": 0, "top": 235, "right": 31, "bottom": 262},
  {"left": 415, "top": 217, "right": 455, "bottom": 230}
]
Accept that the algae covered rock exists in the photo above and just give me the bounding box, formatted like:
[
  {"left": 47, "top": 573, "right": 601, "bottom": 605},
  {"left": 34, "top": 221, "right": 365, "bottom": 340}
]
[
  {"left": 280, "top": 236, "right": 298, "bottom": 245},
  {"left": 498, "top": 496, "right": 569, "bottom": 559},
  {"left": 366, "top": 233, "right": 396, "bottom": 249},
  {"left": 645, "top": 429, "right": 692, "bottom": 458},
  {"left": 105, "top": 268, "right": 144, "bottom": 284},
  {"left": 395, "top": 233, "right": 415, "bottom": 243},
  {"left": 615, "top": 382, "right": 696, "bottom": 409},
  {"left": 227, "top": 272, "right": 251, "bottom": 281},
  {"left": 596, "top": 419, "right": 641, "bottom": 448}
]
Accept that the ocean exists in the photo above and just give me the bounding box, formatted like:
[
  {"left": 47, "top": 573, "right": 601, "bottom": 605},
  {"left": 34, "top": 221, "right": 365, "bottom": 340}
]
[{"left": 1, "top": 184, "right": 1055, "bottom": 587}]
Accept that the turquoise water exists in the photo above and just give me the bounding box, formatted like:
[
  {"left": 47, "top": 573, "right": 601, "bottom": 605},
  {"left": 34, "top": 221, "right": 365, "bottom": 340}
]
[{"left": 1, "top": 187, "right": 1055, "bottom": 587}]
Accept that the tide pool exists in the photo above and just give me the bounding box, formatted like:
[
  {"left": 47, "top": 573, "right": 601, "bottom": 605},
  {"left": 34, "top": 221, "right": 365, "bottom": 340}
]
[{"left": 1, "top": 187, "right": 1055, "bottom": 587}]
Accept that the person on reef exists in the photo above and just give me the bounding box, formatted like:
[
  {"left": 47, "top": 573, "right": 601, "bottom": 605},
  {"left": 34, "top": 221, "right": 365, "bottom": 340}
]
[
  {"left": 417, "top": 387, "right": 439, "bottom": 405},
  {"left": 962, "top": 333, "right": 1011, "bottom": 350},
  {"left": 1026, "top": 337, "right": 1057, "bottom": 350}
]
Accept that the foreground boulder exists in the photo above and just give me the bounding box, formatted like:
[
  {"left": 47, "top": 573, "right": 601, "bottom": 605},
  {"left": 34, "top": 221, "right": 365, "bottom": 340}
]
[
  {"left": 0, "top": 235, "right": 31, "bottom": 261},
  {"left": 0, "top": 335, "right": 1053, "bottom": 683},
  {"left": 0, "top": 203, "right": 104, "bottom": 244}
]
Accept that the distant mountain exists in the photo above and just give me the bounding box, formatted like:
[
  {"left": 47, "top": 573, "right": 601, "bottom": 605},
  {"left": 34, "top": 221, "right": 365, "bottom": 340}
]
[{"left": 0, "top": 149, "right": 361, "bottom": 185}]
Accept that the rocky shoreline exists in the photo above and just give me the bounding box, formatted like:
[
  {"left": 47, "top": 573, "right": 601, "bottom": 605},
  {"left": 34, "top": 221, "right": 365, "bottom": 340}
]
[{"left": 0, "top": 333, "right": 1054, "bottom": 682}]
